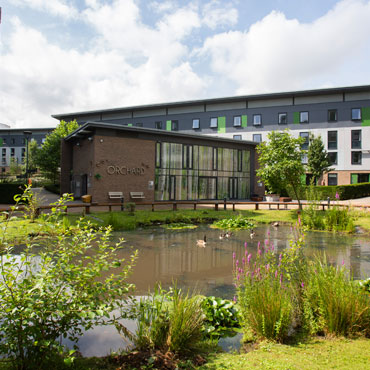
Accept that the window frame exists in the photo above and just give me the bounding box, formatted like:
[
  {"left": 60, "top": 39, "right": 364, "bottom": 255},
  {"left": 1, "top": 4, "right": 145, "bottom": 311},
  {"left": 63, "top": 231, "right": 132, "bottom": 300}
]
[
  {"left": 328, "top": 152, "right": 337, "bottom": 165},
  {"left": 351, "top": 151, "right": 362, "bottom": 165},
  {"left": 278, "top": 112, "right": 287, "bottom": 125},
  {"left": 192, "top": 118, "right": 200, "bottom": 129},
  {"left": 328, "top": 109, "right": 337, "bottom": 122},
  {"left": 328, "top": 173, "right": 338, "bottom": 186},
  {"left": 233, "top": 115, "right": 241, "bottom": 127},
  {"left": 233, "top": 135, "right": 242, "bottom": 140},
  {"left": 155, "top": 121, "right": 162, "bottom": 130},
  {"left": 351, "top": 130, "right": 361, "bottom": 149},
  {"left": 351, "top": 108, "right": 361, "bottom": 121},
  {"left": 300, "top": 111, "right": 309, "bottom": 124},
  {"left": 253, "top": 114, "right": 262, "bottom": 126},
  {"left": 253, "top": 134, "right": 262, "bottom": 143},
  {"left": 210, "top": 117, "right": 218, "bottom": 128},
  {"left": 299, "top": 132, "right": 309, "bottom": 150},
  {"left": 171, "top": 120, "right": 179, "bottom": 131},
  {"left": 327, "top": 130, "right": 337, "bottom": 150}
]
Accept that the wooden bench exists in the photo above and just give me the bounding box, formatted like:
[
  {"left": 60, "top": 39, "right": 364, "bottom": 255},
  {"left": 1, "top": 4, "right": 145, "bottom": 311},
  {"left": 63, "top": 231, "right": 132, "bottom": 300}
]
[
  {"left": 130, "top": 192, "right": 145, "bottom": 199},
  {"left": 108, "top": 191, "right": 123, "bottom": 200}
]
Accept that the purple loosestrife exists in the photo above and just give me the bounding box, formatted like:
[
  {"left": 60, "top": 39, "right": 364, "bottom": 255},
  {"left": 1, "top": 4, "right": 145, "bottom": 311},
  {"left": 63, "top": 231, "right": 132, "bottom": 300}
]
[
  {"left": 247, "top": 254, "right": 252, "bottom": 264},
  {"left": 335, "top": 191, "right": 340, "bottom": 200}
]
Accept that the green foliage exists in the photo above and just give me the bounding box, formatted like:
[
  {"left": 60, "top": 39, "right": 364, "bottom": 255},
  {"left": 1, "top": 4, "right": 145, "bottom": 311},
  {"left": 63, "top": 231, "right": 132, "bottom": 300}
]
[
  {"left": 27, "top": 138, "right": 40, "bottom": 171},
  {"left": 0, "top": 188, "right": 137, "bottom": 369},
  {"left": 307, "top": 134, "right": 332, "bottom": 183},
  {"left": 44, "top": 183, "right": 61, "bottom": 194},
  {"left": 105, "top": 212, "right": 126, "bottom": 230},
  {"left": 256, "top": 130, "right": 305, "bottom": 208},
  {"left": 302, "top": 257, "right": 370, "bottom": 337},
  {"left": 201, "top": 296, "right": 241, "bottom": 339},
  {"left": 212, "top": 215, "right": 254, "bottom": 230},
  {"left": 34, "top": 120, "right": 79, "bottom": 183},
  {"left": 124, "top": 286, "right": 205, "bottom": 354},
  {"left": 9, "top": 157, "right": 24, "bottom": 176},
  {"left": 359, "top": 278, "right": 370, "bottom": 293},
  {"left": 162, "top": 223, "right": 198, "bottom": 230},
  {"left": 125, "top": 202, "right": 136, "bottom": 215}
]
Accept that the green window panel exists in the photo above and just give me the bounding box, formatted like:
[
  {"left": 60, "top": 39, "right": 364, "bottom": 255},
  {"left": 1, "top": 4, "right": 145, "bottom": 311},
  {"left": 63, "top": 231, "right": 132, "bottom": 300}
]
[
  {"left": 362, "top": 107, "right": 370, "bottom": 127},
  {"left": 241, "top": 115, "right": 247, "bottom": 128},
  {"left": 127, "top": 123, "right": 132, "bottom": 127},
  {"left": 293, "top": 112, "right": 300, "bottom": 124},
  {"left": 351, "top": 174, "right": 358, "bottom": 184},
  {"left": 166, "top": 120, "right": 172, "bottom": 131},
  {"left": 0, "top": 138, "right": 2, "bottom": 147},
  {"left": 218, "top": 116, "right": 226, "bottom": 134}
]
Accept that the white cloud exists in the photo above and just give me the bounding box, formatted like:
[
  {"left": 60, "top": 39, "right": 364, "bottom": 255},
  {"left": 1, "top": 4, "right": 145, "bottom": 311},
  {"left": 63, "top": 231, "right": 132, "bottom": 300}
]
[
  {"left": 10, "top": 0, "right": 79, "bottom": 19},
  {"left": 149, "top": 0, "right": 176, "bottom": 14},
  {"left": 199, "top": 0, "right": 370, "bottom": 94},
  {"left": 202, "top": 0, "right": 238, "bottom": 30}
]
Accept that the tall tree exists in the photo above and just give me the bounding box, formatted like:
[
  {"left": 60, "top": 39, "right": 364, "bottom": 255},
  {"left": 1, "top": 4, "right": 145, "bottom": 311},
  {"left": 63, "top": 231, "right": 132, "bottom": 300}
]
[
  {"left": 35, "top": 120, "right": 79, "bottom": 183},
  {"left": 307, "top": 134, "right": 332, "bottom": 185},
  {"left": 256, "top": 130, "right": 305, "bottom": 209}
]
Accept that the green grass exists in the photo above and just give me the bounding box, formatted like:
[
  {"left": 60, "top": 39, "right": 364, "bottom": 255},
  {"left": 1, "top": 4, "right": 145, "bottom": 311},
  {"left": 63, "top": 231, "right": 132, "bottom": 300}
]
[{"left": 199, "top": 338, "right": 370, "bottom": 370}]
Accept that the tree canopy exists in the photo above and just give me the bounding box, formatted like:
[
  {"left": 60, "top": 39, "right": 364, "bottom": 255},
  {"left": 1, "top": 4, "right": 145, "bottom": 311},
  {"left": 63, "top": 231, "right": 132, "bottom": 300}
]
[
  {"left": 307, "top": 134, "right": 332, "bottom": 185},
  {"left": 33, "top": 120, "right": 78, "bottom": 183},
  {"left": 256, "top": 130, "right": 305, "bottom": 208}
]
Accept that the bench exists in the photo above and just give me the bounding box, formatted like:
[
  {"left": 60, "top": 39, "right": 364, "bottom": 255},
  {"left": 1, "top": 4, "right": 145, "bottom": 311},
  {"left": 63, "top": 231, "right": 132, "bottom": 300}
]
[
  {"left": 130, "top": 192, "right": 145, "bottom": 199},
  {"left": 108, "top": 191, "right": 123, "bottom": 200}
]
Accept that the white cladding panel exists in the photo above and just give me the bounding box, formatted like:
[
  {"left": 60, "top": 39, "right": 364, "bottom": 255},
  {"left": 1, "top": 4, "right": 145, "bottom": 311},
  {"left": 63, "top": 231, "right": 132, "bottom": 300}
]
[
  {"left": 294, "top": 94, "right": 343, "bottom": 105},
  {"left": 102, "top": 111, "right": 132, "bottom": 120},
  {"left": 206, "top": 101, "right": 246, "bottom": 112},
  {"left": 345, "top": 91, "right": 370, "bottom": 101},
  {"left": 133, "top": 108, "right": 167, "bottom": 118},
  {"left": 168, "top": 105, "right": 204, "bottom": 114},
  {"left": 248, "top": 97, "right": 293, "bottom": 108}
]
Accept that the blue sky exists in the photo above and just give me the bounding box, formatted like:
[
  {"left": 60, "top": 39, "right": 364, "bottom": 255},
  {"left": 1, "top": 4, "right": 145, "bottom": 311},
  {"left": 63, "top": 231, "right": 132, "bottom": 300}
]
[{"left": 1, "top": 0, "right": 370, "bottom": 128}]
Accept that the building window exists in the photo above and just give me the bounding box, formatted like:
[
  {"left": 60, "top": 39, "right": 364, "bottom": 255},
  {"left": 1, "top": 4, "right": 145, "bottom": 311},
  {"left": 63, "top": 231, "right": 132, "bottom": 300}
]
[
  {"left": 327, "top": 131, "right": 337, "bottom": 150},
  {"left": 253, "top": 114, "right": 261, "bottom": 126},
  {"left": 351, "top": 130, "right": 361, "bottom": 149},
  {"left": 351, "top": 108, "right": 361, "bottom": 120},
  {"left": 155, "top": 142, "right": 161, "bottom": 168},
  {"left": 2, "top": 138, "right": 6, "bottom": 144},
  {"left": 172, "top": 120, "right": 179, "bottom": 131},
  {"left": 21, "top": 148, "right": 26, "bottom": 164},
  {"left": 278, "top": 113, "right": 287, "bottom": 124},
  {"left": 155, "top": 121, "right": 162, "bottom": 129},
  {"left": 210, "top": 117, "right": 218, "bottom": 128},
  {"left": 351, "top": 151, "right": 362, "bottom": 165},
  {"left": 233, "top": 116, "right": 241, "bottom": 126},
  {"left": 1, "top": 148, "right": 6, "bottom": 166},
  {"left": 192, "top": 119, "right": 200, "bottom": 129},
  {"left": 135, "top": 122, "right": 143, "bottom": 127},
  {"left": 328, "top": 152, "right": 337, "bottom": 165},
  {"left": 300, "top": 132, "right": 309, "bottom": 150},
  {"left": 238, "top": 150, "right": 243, "bottom": 172},
  {"left": 328, "top": 109, "right": 337, "bottom": 122},
  {"left": 183, "top": 145, "right": 193, "bottom": 169},
  {"left": 233, "top": 135, "right": 242, "bottom": 140},
  {"left": 328, "top": 173, "right": 337, "bottom": 186},
  {"left": 11, "top": 138, "right": 15, "bottom": 145},
  {"left": 301, "top": 153, "right": 308, "bottom": 164},
  {"left": 253, "top": 134, "right": 262, "bottom": 143},
  {"left": 10, "top": 148, "right": 15, "bottom": 157},
  {"left": 212, "top": 147, "right": 218, "bottom": 170},
  {"left": 300, "top": 111, "right": 309, "bottom": 123}
]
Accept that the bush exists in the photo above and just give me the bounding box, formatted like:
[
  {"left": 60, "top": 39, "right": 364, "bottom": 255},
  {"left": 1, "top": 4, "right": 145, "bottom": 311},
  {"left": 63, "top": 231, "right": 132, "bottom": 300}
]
[
  {"left": 44, "top": 183, "right": 60, "bottom": 194},
  {"left": 0, "top": 188, "right": 137, "bottom": 369},
  {"left": 212, "top": 215, "right": 254, "bottom": 230},
  {"left": 303, "top": 257, "right": 370, "bottom": 337},
  {"left": 0, "top": 182, "right": 26, "bottom": 204}
]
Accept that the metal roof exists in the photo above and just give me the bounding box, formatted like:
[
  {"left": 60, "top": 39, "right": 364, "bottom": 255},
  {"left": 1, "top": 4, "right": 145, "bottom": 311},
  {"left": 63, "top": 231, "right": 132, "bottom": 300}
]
[{"left": 53, "top": 84, "right": 370, "bottom": 120}]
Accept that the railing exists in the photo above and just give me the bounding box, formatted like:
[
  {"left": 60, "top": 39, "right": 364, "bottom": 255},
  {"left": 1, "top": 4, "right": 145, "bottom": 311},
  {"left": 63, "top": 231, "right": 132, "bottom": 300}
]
[{"left": 1, "top": 200, "right": 369, "bottom": 217}]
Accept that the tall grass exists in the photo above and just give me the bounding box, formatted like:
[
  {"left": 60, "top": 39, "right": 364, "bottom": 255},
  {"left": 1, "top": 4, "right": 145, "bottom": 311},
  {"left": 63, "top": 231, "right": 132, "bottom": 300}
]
[{"left": 303, "top": 257, "right": 370, "bottom": 337}]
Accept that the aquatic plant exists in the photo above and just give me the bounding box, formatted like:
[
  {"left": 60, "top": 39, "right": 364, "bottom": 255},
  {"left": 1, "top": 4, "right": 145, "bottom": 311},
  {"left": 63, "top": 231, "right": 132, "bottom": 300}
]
[{"left": 212, "top": 215, "right": 254, "bottom": 230}]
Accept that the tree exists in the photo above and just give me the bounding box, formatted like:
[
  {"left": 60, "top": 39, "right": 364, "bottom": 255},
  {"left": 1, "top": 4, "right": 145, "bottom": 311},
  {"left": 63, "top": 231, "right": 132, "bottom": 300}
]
[
  {"left": 27, "top": 138, "right": 40, "bottom": 172},
  {"left": 307, "top": 134, "right": 332, "bottom": 185},
  {"left": 256, "top": 130, "right": 305, "bottom": 209},
  {"left": 35, "top": 120, "right": 79, "bottom": 183}
]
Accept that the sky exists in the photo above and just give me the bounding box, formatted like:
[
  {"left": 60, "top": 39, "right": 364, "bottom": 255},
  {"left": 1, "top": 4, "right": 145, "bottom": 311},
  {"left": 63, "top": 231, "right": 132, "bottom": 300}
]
[{"left": 1, "top": 0, "right": 370, "bottom": 128}]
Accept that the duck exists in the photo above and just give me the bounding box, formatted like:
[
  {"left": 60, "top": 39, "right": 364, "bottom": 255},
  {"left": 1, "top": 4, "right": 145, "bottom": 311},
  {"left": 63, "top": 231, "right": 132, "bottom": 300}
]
[
  {"left": 196, "top": 235, "right": 207, "bottom": 247},
  {"left": 250, "top": 230, "right": 256, "bottom": 239},
  {"left": 225, "top": 231, "right": 233, "bottom": 238},
  {"left": 219, "top": 233, "right": 226, "bottom": 240},
  {"left": 272, "top": 222, "right": 279, "bottom": 228}
]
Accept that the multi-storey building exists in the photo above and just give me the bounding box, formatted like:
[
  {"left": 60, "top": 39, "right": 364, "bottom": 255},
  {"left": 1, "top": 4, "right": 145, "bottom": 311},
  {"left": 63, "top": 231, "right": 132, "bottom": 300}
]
[
  {"left": 0, "top": 128, "right": 54, "bottom": 173},
  {"left": 53, "top": 85, "right": 370, "bottom": 186}
]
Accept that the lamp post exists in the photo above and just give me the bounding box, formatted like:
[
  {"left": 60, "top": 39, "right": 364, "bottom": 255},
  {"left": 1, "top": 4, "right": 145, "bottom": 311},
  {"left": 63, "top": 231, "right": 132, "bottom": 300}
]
[{"left": 23, "top": 131, "right": 32, "bottom": 181}]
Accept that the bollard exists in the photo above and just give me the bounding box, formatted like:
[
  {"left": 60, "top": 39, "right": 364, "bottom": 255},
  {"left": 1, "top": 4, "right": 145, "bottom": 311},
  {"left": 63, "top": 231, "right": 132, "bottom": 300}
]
[
  {"left": 224, "top": 197, "right": 227, "bottom": 210},
  {"left": 327, "top": 197, "right": 330, "bottom": 209},
  {"left": 120, "top": 197, "right": 125, "bottom": 211}
]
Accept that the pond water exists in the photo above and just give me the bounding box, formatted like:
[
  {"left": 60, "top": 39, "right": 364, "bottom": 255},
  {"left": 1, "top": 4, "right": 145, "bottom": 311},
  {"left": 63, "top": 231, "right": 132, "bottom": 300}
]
[{"left": 74, "top": 224, "right": 370, "bottom": 357}]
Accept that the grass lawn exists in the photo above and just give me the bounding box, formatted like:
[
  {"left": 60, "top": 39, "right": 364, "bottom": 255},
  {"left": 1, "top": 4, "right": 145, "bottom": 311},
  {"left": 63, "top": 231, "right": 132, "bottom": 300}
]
[{"left": 199, "top": 338, "right": 370, "bottom": 370}]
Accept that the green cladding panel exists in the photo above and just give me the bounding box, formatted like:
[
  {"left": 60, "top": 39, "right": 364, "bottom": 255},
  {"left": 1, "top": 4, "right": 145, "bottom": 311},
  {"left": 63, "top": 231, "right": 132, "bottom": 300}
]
[
  {"left": 241, "top": 115, "right": 247, "bottom": 128},
  {"left": 218, "top": 116, "right": 226, "bottom": 134},
  {"left": 362, "top": 107, "right": 370, "bottom": 127},
  {"left": 293, "top": 112, "right": 300, "bottom": 124},
  {"left": 166, "top": 120, "right": 172, "bottom": 131},
  {"left": 351, "top": 174, "right": 358, "bottom": 184},
  {"left": 0, "top": 139, "right": 2, "bottom": 147},
  {"left": 127, "top": 123, "right": 133, "bottom": 127}
]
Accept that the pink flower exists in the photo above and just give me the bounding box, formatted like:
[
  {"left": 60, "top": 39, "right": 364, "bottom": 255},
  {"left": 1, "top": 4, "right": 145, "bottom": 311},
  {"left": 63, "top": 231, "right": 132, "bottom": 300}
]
[
  {"left": 244, "top": 242, "right": 248, "bottom": 249},
  {"left": 236, "top": 259, "right": 239, "bottom": 267},
  {"left": 301, "top": 282, "right": 304, "bottom": 288},
  {"left": 335, "top": 192, "right": 340, "bottom": 200},
  {"left": 232, "top": 252, "right": 236, "bottom": 260},
  {"left": 279, "top": 253, "right": 283, "bottom": 261},
  {"left": 266, "top": 263, "right": 270, "bottom": 271},
  {"left": 242, "top": 257, "right": 245, "bottom": 265},
  {"left": 247, "top": 254, "right": 252, "bottom": 264},
  {"left": 258, "top": 249, "right": 262, "bottom": 256},
  {"left": 341, "top": 259, "right": 345, "bottom": 266},
  {"left": 280, "top": 274, "right": 283, "bottom": 284},
  {"left": 237, "top": 274, "right": 240, "bottom": 281},
  {"left": 233, "top": 296, "right": 237, "bottom": 303},
  {"left": 275, "top": 270, "right": 278, "bottom": 278}
]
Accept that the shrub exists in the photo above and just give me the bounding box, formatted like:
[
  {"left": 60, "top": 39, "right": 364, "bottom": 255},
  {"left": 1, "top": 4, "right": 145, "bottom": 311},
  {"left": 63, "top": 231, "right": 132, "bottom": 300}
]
[
  {"left": 303, "top": 257, "right": 370, "bottom": 337},
  {"left": 212, "top": 215, "right": 254, "bottom": 230},
  {"left": 0, "top": 189, "right": 137, "bottom": 369}
]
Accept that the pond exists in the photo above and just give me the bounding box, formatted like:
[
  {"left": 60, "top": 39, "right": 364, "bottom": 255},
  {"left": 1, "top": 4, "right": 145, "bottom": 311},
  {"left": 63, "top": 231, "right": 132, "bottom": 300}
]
[{"left": 75, "top": 224, "right": 370, "bottom": 357}]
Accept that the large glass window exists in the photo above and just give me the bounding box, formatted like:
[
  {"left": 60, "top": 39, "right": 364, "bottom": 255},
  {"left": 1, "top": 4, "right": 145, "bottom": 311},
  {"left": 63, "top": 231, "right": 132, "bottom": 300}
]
[
  {"left": 351, "top": 130, "right": 361, "bottom": 149},
  {"left": 278, "top": 113, "right": 287, "bottom": 124},
  {"left": 300, "top": 111, "right": 309, "bottom": 123},
  {"left": 351, "top": 151, "right": 362, "bottom": 165},
  {"left": 300, "top": 132, "right": 309, "bottom": 150},
  {"left": 183, "top": 145, "right": 193, "bottom": 169},
  {"left": 328, "top": 173, "right": 337, "bottom": 186},
  {"left": 351, "top": 108, "right": 361, "bottom": 120},
  {"left": 253, "top": 114, "right": 261, "bottom": 126},
  {"left": 156, "top": 142, "right": 161, "bottom": 168},
  {"left": 233, "top": 116, "right": 241, "bottom": 126},
  {"left": 192, "top": 119, "right": 200, "bottom": 129},
  {"left": 328, "top": 152, "right": 337, "bottom": 165},
  {"left": 328, "top": 131, "right": 337, "bottom": 149},
  {"left": 210, "top": 117, "right": 218, "bottom": 128}
]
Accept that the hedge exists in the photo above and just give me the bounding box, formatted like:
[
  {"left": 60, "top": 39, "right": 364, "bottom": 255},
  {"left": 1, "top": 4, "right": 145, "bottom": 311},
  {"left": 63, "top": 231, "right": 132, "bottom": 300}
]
[
  {"left": 287, "top": 182, "right": 370, "bottom": 201},
  {"left": 0, "top": 183, "right": 26, "bottom": 204}
]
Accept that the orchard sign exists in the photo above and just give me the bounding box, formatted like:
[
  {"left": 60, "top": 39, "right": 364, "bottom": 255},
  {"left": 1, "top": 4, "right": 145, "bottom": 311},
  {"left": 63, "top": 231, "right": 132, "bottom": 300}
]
[{"left": 106, "top": 165, "right": 145, "bottom": 176}]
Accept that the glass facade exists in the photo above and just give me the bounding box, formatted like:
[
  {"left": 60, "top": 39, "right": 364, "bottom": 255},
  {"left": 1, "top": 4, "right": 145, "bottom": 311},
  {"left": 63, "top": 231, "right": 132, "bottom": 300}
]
[{"left": 155, "top": 142, "right": 251, "bottom": 200}]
